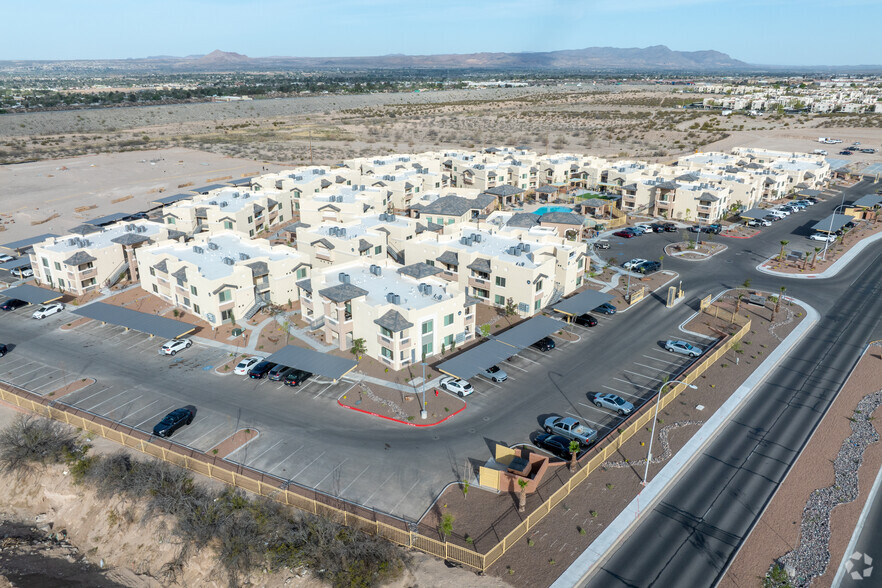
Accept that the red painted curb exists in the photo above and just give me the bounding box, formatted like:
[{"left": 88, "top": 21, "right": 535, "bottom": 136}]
[{"left": 337, "top": 398, "right": 466, "bottom": 427}]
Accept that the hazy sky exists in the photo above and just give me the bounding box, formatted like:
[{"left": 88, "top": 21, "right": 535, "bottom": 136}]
[{"left": 5, "top": 0, "right": 880, "bottom": 66}]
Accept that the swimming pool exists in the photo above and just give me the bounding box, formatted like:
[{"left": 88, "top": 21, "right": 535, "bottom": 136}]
[{"left": 534, "top": 206, "right": 572, "bottom": 215}]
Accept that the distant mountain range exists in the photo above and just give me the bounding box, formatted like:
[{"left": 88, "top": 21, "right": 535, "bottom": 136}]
[{"left": 2, "top": 47, "right": 879, "bottom": 74}]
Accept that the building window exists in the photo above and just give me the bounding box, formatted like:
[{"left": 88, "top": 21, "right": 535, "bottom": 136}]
[
  {"left": 54, "top": 261, "right": 61, "bottom": 271},
  {"left": 149, "top": 267, "right": 155, "bottom": 276},
  {"left": 421, "top": 342, "right": 433, "bottom": 357},
  {"left": 425, "top": 217, "right": 432, "bottom": 224},
  {"left": 167, "top": 217, "right": 176, "bottom": 225},
  {"left": 41, "top": 257, "right": 49, "bottom": 268},
  {"left": 296, "top": 268, "right": 307, "bottom": 279},
  {"left": 374, "top": 246, "right": 382, "bottom": 255},
  {"left": 380, "top": 326, "right": 393, "bottom": 338},
  {"left": 190, "top": 285, "right": 197, "bottom": 295},
  {"left": 381, "top": 347, "right": 393, "bottom": 359},
  {"left": 535, "top": 299, "right": 541, "bottom": 311},
  {"left": 444, "top": 313, "right": 453, "bottom": 326},
  {"left": 443, "top": 334, "right": 454, "bottom": 347},
  {"left": 192, "top": 304, "right": 200, "bottom": 314},
  {"left": 223, "top": 221, "right": 233, "bottom": 230},
  {"left": 57, "top": 278, "right": 65, "bottom": 288},
  {"left": 425, "top": 260, "right": 434, "bottom": 267},
  {"left": 494, "top": 295, "right": 505, "bottom": 305},
  {"left": 218, "top": 289, "right": 232, "bottom": 302},
  {"left": 578, "top": 258, "right": 584, "bottom": 269},
  {"left": 247, "top": 216, "right": 253, "bottom": 223},
  {"left": 80, "top": 262, "right": 94, "bottom": 270},
  {"left": 495, "top": 276, "right": 506, "bottom": 287},
  {"left": 221, "top": 309, "right": 234, "bottom": 321},
  {"left": 183, "top": 297, "right": 190, "bottom": 307},
  {"left": 576, "top": 275, "right": 582, "bottom": 286},
  {"left": 473, "top": 287, "right": 489, "bottom": 298},
  {"left": 422, "top": 320, "right": 433, "bottom": 334},
  {"left": 152, "top": 284, "right": 158, "bottom": 293},
  {"left": 249, "top": 229, "right": 255, "bottom": 237},
  {"left": 535, "top": 280, "right": 543, "bottom": 292},
  {"left": 447, "top": 219, "right": 454, "bottom": 225},
  {"left": 278, "top": 215, "right": 283, "bottom": 222},
  {"left": 176, "top": 278, "right": 184, "bottom": 287}
]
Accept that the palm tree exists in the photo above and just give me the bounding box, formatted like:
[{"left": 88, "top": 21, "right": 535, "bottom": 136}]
[
  {"left": 518, "top": 479, "right": 528, "bottom": 513},
  {"left": 811, "top": 246, "right": 822, "bottom": 269},
  {"left": 775, "top": 286, "right": 786, "bottom": 315},
  {"left": 778, "top": 240, "right": 789, "bottom": 262},
  {"left": 568, "top": 440, "right": 580, "bottom": 474},
  {"left": 350, "top": 338, "right": 366, "bottom": 361},
  {"left": 735, "top": 293, "right": 744, "bottom": 315}
]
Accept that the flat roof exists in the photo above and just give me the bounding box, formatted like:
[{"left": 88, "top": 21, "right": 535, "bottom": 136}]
[
  {"left": 861, "top": 163, "right": 882, "bottom": 175},
  {"left": 0, "top": 284, "right": 63, "bottom": 304},
  {"left": 263, "top": 346, "right": 357, "bottom": 380},
  {"left": 71, "top": 302, "right": 195, "bottom": 339},
  {"left": 553, "top": 289, "right": 614, "bottom": 316},
  {"left": 740, "top": 208, "right": 770, "bottom": 220},
  {"left": 812, "top": 214, "right": 854, "bottom": 234},
  {"left": 851, "top": 194, "right": 882, "bottom": 208},
  {"left": 434, "top": 340, "right": 521, "bottom": 380},
  {"left": 0, "top": 233, "right": 59, "bottom": 253},
  {"left": 193, "top": 183, "right": 230, "bottom": 193},
  {"left": 152, "top": 193, "right": 194, "bottom": 206},
  {"left": 495, "top": 315, "right": 563, "bottom": 349},
  {"left": 0, "top": 258, "right": 32, "bottom": 272},
  {"left": 798, "top": 189, "right": 823, "bottom": 197},
  {"left": 85, "top": 212, "right": 132, "bottom": 226}
]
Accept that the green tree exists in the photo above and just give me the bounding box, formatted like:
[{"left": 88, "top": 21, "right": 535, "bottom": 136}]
[
  {"left": 350, "top": 338, "right": 366, "bottom": 361},
  {"left": 775, "top": 286, "right": 786, "bottom": 315},
  {"left": 568, "top": 440, "right": 581, "bottom": 474},
  {"left": 505, "top": 297, "right": 518, "bottom": 323},
  {"left": 518, "top": 479, "right": 529, "bottom": 513},
  {"left": 778, "top": 240, "right": 789, "bottom": 261},
  {"left": 440, "top": 513, "right": 454, "bottom": 539},
  {"left": 811, "top": 246, "right": 822, "bottom": 269},
  {"left": 479, "top": 324, "right": 492, "bottom": 338}
]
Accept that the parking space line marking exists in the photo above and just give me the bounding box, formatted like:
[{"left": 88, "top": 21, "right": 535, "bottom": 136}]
[
  {"left": 102, "top": 394, "right": 143, "bottom": 417},
  {"left": 364, "top": 472, "right": 398, "bottom": 504},
  {"left": 70, "top": 385, "right": 112, "bottom": 406},
  {"left": 517, "top": 354, "right": 542, "bottom": 364},
  {"left": 340, "top": 466, "right": 371, "bottom": 495},
  {"left": 477, "top": 376, "right": 502, "bottom": 389},
  {"left": 633, "top": 361, "right": 670, "bottom": 372},
  {"left": 8, "top": 365, "right": 45, "bottom": 379},
  {"left": 120, "top": 399, "right": 164, "bottom": 422},
  {"left": 573, "top": 407, "right": 608, "bottom": 427},
  {"left": 602, "top": 384, "right": 645, "bottom": 400},
  {"left": 30, "top": 377, "right": 67, "bottom": 393},
  {"left": 641, "top": 354, "right": 682, "bottom": 365},
  {"left": 623, "top": 369, "right": 660, "bottom": 380},
  {"left": 290, "top": 451, "right": 325, "bottom": 478},
  {"left": 187, "top": 423, "right": 229, "bottom": 447},
  {"left": 313, "top": 383, "right": 335, "bottom": 399},
  {"left": 135, "top": 406, "right": 177, "bottom": 429},
  {"left": 503, "top": 362, "right": 529, "bottom": 372},
  {"left": 246, "top": 440, "right": 286, "bottom": 465},
  {"left": 314, "top": 458, "right": 349, "bottom": 489},
  {"left": 391, "top": 478, "right": 422, "bottom": 514},
  {"left": 612, "top": 377, "right": 657, "bottom": 391},
  {"left": 85, "top": 389, "right": 132, "bottom": 412}
]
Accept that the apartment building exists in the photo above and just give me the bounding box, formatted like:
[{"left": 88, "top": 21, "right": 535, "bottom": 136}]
[
  {"left": 161, "top": 187, "right": 292, "bottom": 237},
  {"left": 403, "top": 226, "right": 589, "bottom": 317},
  {"left": 343, "top": 153, "right": 443, "bottom": 176},
  {"left": 30, "top": 220, "right": 181, "bottom": 295},
  {"left": 367, "top": 168, "right": 446, "bottom": 211},
  {"left": 295, "top": 220, "right": 387, "bottom": 268},
  {"left": 297, "top": 258, "right": 475, "bottom": 369},
  {"left": 297, "top": 184, "right": 387, "bottom": 225},
  {"left": 409, "top": 192, "right": 497, "bottom": 226},
  {"left": 137, "top": 230, "right": 309, "bottom": 327}
]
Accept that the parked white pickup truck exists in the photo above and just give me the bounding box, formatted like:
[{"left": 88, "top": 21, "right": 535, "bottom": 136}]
[{"left": 543, "top": 416, "right": 598, "bottom": 446}]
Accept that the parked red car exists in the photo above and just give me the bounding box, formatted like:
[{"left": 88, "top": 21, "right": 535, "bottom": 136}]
[{"left": 613, "top": 230, "right": 635, "bottom": 238}]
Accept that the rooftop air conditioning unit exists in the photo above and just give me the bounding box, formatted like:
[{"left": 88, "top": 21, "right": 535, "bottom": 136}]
[
  {"left": 339, "top": 273, "right": 350, "bottom": 284},
  {"left": 393, "top": 294, "right": 401, "bottom": 304},
  {"left": 336, "top": 195, "right": 343, "bottom": 203},
  {"left": 238, "top": 252, "right": 250, "bottom": 260},
  {"left": 222, "top": 257, "right": 235, "bottom": 265},
  {"left": 386, "top": 292, "right": 396, "bottom": 303},
  {"left": 209, "top": 201, "right": 217, "bottom": 205},
  {"left": 474, "top": 234, "right": 482, "bottom": 243},
  {"left": 219, "top": 202, "right": 228, "bottom": 208},
  {"left": 460, "top": 237, "right": 469, "bottom": 245},
  {"left": 339, "top": 229, "right": 347, "bottom": 238},
  {"left": 232, "top": 192, "right": 239, "bottom": 198},
  {"left": 208, "top": 242, "right": 219, "bottom": 250},
  {"left": 192, "top": 245, "right": 203, "bottom": 253}
]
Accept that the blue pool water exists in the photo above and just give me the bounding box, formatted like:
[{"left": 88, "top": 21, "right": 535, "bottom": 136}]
[{"left": 534, "top": 206, "right": 572, "bottom": 215}]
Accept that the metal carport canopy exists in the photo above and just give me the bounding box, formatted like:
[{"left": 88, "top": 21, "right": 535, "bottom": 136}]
[
  {"left": 72, "top": 302, "right": 195, "bottom": 339},
  {"left": 495, "top": 315, "right": 564, "bottom": 348},
  {"left": 434, "top": 340, "right": 521, "bottom": 380},
  {"left": 86, "top": 212, "right": 132, "bottom": 226},
  {"left": 739, "top": 207, "right": 770, "bottom": 220},
  {"left": 152, "top": 193, "right": 194, "bottom": 206},
  {"left": 812, "top": 214, "right": 854, "bottom": 234},
  {"left": 0, "top": 258, "right": 32, "bottom": 272},
  {"left": 0, "top": 233, "right": 58, "bottom": 255},
  {"left": 0, "top": 284, "right": 63, "bottom": 304},
  {"left": 264, "top": 346, "right": 357, "bottom": 380},
  {"left": 553, "top": 290, "right": 613, "bottom": 317}
]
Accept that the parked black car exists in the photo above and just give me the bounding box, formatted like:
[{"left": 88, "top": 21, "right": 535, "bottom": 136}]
[
  {"left": 636, "top": 260, "right": 661, "bottom": 274},
  {"left": 662, "top": 222, "right": 677, "bottom": 232},
  {"left": 248, "top": 360, "right": 277, "bottom": 379},
  {"left": 268, "top": 364, "right": 295, "bottom": 381},
  {"left": 649, "top": 222, "right": 666, "bottom": 233},
  {"left": 574, "top": 313, "right": 597, "bottom": 327},
  {"left": 0, "top": 299, "right": 28, "bottom": 311},
  {"left": 531, "top": 337, "right": 556, "bottom": 352},
  {"left": 152, "top": 406, "right": 195, "bottom": 437},
  {"left": 535, "top": 433, "right": 581, "bottom": 460},
  {"left": 0, "top": 344, "right": 8, "bottom": 357},
  {"left": 284, "top": 369, "right": 313, "bottom": 387}
]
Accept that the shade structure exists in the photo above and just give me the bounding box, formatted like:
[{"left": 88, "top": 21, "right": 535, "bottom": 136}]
[
  {"left": 72, "top": 302, "right": 195, "bottom": 339},
  {"left": 263, "top": 346, "right": 358, "bottom": 380},
  {"left": 553, "top": 290, "right": 614, "bottom": 317},
  {"left": 0, "top": 284, "right": 63, "bottom": 304}
]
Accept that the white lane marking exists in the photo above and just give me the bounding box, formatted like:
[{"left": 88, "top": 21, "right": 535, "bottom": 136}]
[
  {"left": 135, "top": 406, "right": 177, "bottom": 429},
  {"left": 623, "top": 369, "right": 660, "bottom": 380},
  {"left": 391, "top": 478, "right": 422, "bottom": 514},
  {"left": 611, "top": 377, "right": 657, "bottom": 391},
  {"left": 314, "top": 458, "right": 350, "bottom": 489},
  {"left": 70, "top": 385, "right": 113, "bottom": 406},
  {"left": 101, "top": 394, "right": 143, "bottom": 416},
  {"left": 504, "top": 362, "right": 529, "bottom": 372},
  {"left": 85, "top": 388, "right": 133, "bottom": 412},
  {"left": 364, "top": 471, "right": 398, "bottom": 504},
  {"left": 187, "top": 422, "right": 229, "bottom": 447},
  {"left": 340, "top": 466, "right": 372, "bottom": 495},
  {"left": 246, "top": 439, "right": 286, "bottom": 465},
  {"left": 313, "top": 383, "right": 335, "bottom": 399},
  {"left": 641, "top": 354, "right": 682, "bottom": 365},
  {"left": 120, "top": 398, "right": 164, "bottom": 422},
  {"left": 290, "top": 451, "right": 325, "bottom": 478}
]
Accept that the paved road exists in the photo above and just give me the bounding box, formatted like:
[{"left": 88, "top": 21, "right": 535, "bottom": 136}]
[
  {"left": 580, "top": 179, "right": 882, "bottom": 587},
  {"left": 836, "top": 465, "right": 882, "bottom": 586}
]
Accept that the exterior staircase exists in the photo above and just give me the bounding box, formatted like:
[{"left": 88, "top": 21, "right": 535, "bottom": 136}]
[
  {"left": 105, "top": 262, "right": 129, "bottom": 287},
  {"left": 243, "top": 300, "right": 267, "bottom": 321}
]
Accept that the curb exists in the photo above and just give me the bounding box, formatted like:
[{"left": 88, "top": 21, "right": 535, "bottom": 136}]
[
  {"left": 550, "top": 297, "right": 819, "bottom": 588},
  {"left": 337, "top": 398, "right": 467, "bottom": 427},
  {"left": 664, "top": 243, "right": 728, "bottom": 261},
  {"left": 617, "top": 271, "right": 680, "bottom": 314},
  {"left": 756, "top": 229, "right": 882, "bottom": 280}
]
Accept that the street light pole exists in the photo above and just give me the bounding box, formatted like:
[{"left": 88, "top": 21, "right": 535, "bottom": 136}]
[
  {"left": 643, "top": 379, "right": 698, "bottom": 486},
  {"left": 822, "top": 190, "right": 846, "bottom": 261},
  {"left": 420, "top": 359, "right": 428, "bottom": 420}
]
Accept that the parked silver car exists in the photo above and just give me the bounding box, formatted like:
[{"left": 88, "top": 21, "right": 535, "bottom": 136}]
[
  {"left": 664, "top": 340, "right": 703, "bottom": 358},
  {"left": 588, "top": 392, "right": 634, "bottom": 415}
]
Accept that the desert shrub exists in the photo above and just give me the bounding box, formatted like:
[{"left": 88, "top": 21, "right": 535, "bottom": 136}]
[{"left": 0, "top": 415, "right": 86, "bottom": 475}]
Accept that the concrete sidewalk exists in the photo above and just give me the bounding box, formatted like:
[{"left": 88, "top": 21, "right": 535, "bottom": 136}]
[
  {"left": 550, "top": 298, "right": 820, "bottom": 588},
  {"left": 756, "top": 230, "right": 882, "bottom": 279}
]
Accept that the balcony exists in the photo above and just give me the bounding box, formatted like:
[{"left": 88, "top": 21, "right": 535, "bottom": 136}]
[{"left": 377, "top": 334, "right": 392, "bottom": 345}]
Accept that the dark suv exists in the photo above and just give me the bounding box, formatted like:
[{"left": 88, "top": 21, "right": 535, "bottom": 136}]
[
  {"left": 152, "top": 406, "right": 195, "bottom": 437},
  {"left": 0, "top": 299, "right": 28, "bottom": 311},
  {"left": 574, "top": 313, "right": 597, "bottom": 327},
  {"left": 531, "top": 337, "right": 556, "bottom": 352},
  {"left": 284, "top": 369, "right": 313, "bottom": 387},
  {"left": 636, "top": 260, "right": 661, "bottom": 274},
  {"left": 248, "top": 360, "right": 277, "bottom": 379},
  {"left": 0, "top": 343, "right": 8, "bottom": 358}
]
